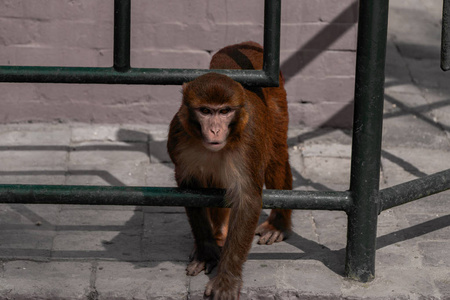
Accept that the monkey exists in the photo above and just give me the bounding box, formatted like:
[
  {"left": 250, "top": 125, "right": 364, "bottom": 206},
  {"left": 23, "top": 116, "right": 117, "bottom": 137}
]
[{"left": 167, "top": 41, "right": 292, "bottom": 299}]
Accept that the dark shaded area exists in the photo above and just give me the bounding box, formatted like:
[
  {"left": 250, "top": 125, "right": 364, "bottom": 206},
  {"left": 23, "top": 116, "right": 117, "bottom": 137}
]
[{"left": 281, "top": 1, "right": 358, "bottom": 82}]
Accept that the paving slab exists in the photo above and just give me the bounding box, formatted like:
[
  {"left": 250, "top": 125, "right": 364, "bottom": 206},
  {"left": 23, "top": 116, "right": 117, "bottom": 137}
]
[
  {"left": 142, "top": 211, "right": 192, "bottom": 261},
  {"left": 95, "top": 261, "right": 188, "bottom": 300},
  {"left": 0, "top": 261, "right": 92, "bottom": 300},
  {"left": 71, "top": 124, "right": 151, "bottom": 144}
]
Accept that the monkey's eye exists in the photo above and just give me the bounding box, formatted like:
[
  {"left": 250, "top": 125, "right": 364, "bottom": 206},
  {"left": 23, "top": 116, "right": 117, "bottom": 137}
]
[
  {"left": 199, "top": 107, "right": 212, "bottom": 115},
  {"left": 219, "top": 108, "right": 231, "bottom": 115}
]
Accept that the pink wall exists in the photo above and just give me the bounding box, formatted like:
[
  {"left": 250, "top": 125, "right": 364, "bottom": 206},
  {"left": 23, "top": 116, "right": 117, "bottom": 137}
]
[{"left": 0, "top": 0, "right": 357, "bottom": 128}]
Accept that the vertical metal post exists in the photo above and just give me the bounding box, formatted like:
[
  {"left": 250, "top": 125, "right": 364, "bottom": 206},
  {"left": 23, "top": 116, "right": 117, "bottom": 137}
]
[
  {"left": 442, "top": 0, "right": 450, "bottom": 71},
  {"left": 263, "top": 0, "right": 281, "bottom": 85},
  {"left": 114, "top": 0, "right": 131, "bottom": 72},
  {"left": 345, "top": 0, "right": 389, "bottom": 282}
]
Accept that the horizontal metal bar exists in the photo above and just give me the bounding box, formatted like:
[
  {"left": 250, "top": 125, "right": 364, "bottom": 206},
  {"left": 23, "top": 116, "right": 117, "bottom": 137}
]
[
  {"left": 0, "top": 66, "right": 277, "bottom": 87},
  {"left": 0, "top": 184, "right": 351, "bottom": 211},
  {"left": 379, "top": 168, "right": 450, "bottom": 212},
  {"left": 263, "top": 189, "right": 351, "bottom": 211}
]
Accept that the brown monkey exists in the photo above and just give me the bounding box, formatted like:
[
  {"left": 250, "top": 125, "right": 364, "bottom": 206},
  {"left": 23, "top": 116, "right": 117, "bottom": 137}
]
[{"left": 167, "top": 41, "right": 292, "bottom": 299}]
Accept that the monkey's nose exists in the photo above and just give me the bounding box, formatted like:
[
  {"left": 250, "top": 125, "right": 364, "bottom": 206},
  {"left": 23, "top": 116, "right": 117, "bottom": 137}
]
[{"left": 210, "top": 128, "right": 220, "bottom": 135}]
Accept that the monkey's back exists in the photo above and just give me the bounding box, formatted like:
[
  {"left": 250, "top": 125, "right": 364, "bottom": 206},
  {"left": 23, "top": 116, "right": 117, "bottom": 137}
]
[{"left": 210, "top": 41, "right": 265, "bottom": 71}]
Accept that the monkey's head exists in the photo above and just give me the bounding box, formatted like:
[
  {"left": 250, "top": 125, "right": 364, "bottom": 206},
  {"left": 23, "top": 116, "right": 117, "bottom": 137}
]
[{"left": 179, "top": 73, "right": 248, "bottom": 152}]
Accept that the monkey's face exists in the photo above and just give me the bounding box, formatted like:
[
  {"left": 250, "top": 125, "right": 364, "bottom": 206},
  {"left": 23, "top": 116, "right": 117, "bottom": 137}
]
[
  {"left": 180, "top": 72, "right": 247, "bottom": 152},
  {"left": 194, "top": 105, "right": 237, "bottom": 151}
]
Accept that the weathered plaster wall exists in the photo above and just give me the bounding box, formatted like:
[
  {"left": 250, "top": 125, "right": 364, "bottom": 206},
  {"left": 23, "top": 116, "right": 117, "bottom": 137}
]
[{"left": 0, "top": 0, "right": 357, "bottom": 127}]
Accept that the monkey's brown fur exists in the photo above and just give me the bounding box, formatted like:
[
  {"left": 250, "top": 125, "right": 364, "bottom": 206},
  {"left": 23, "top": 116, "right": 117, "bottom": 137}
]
[{"left": 167, "top": 41, "right": 292, "bottom": 299}]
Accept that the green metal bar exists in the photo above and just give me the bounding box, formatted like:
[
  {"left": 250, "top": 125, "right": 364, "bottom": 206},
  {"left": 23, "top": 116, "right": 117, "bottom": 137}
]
[
  {"left": 442, "top": 0, "right": 450, "bottom": 71},
  {"left": 379, "top": 169, "right": 450, "bottom": 211},
  {"left": 345, "top": 0, "right": 389, "bottom": 282},
  {"left": 0, "top": 184, "right": 351, "bottom": 211},
  {"left": 0, "top": 66, "right": 272, "bottom": 86},
  {"left": 113, "top": 0, "right": 131, "bottom": 72},
  {"left": 263, "top": 0, "right": 281, "bottom": 85},
  {"left": 263, "top": 189, "right": 351, "bottom": 211}
]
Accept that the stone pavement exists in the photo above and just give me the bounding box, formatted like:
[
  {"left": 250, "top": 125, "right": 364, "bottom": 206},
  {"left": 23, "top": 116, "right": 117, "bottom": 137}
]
[{"left": 0, "top": 0, "right": 450, "bottom": 299}]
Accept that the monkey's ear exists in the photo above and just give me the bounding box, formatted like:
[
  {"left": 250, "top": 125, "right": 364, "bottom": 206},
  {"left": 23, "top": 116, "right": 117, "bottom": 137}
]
[{"left": 180, "top": 83, "right": 189, "bottom": 98}]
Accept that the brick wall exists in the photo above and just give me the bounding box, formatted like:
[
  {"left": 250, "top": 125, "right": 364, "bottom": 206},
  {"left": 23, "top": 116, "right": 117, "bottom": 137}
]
[{"left": 0, "top": 0, "right": 357, "bottom": 128}]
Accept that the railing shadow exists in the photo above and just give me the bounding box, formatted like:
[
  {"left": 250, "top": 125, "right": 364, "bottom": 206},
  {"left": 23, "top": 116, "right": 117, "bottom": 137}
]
[{"left": 281, "top": 1, "right": 358, "bottom": 82}]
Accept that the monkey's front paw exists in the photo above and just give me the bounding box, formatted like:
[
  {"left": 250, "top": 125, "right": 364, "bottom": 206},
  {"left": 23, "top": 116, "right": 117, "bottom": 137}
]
[
  {"left": 255, "top": 221, "right": 288, "bottom": 245},
  {"left": 186, "top": 244, "right": 220, "bottom": 276},
  {"left": 204, "top": 274, "right": 242, "bottom": 300}
]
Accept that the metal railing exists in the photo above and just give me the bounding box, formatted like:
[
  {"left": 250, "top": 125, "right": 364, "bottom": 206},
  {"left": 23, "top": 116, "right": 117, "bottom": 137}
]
[
  {"left": 0, "top": 0, "right": 280, "bottom": 87},
  {"left": 442, "top": 0, "right": 450, "bottom": 70},
  {"left": 0, "top": 0, "right": 449, "bottom": 283}
]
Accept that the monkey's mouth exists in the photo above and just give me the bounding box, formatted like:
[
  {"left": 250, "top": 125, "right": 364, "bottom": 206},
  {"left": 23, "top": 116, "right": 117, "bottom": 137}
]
[{"left": 203, "top": 141, "right": 226, "bottom": 151}]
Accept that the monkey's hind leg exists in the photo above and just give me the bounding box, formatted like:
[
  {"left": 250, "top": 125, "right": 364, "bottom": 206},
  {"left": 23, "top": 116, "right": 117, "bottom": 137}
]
[
  {"left": 185, "top": 207, "right": 221, "bottom": 276},
  {"left": 207, "top": 207, "right": 231, "bottom": 248},
  {"left": 256, "top": 161, "right": 293, "bottom": 245}
]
